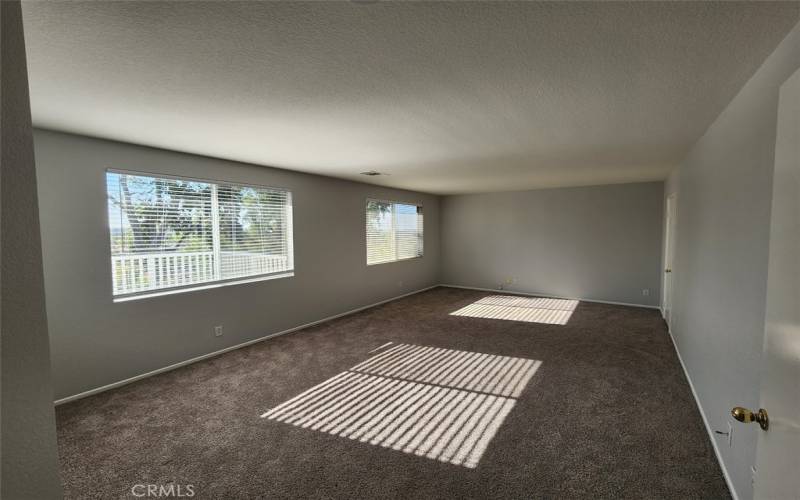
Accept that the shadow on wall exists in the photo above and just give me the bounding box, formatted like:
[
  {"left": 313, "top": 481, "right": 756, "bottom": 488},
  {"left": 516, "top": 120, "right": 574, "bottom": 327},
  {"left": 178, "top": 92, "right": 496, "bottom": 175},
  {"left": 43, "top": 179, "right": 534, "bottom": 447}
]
[{"left": 261, "top": 343, "right": 542, "bottom": 468}]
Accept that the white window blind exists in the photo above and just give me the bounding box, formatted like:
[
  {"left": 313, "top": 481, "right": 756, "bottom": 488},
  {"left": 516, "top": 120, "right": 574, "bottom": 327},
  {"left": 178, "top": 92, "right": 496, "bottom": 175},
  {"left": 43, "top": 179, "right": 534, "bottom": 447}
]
[
  {"left": 366, "top": 200, "right": 423, "bottom": 265},
  {"left": 106, "top": 171, "right": 293, "bottom": 299}
]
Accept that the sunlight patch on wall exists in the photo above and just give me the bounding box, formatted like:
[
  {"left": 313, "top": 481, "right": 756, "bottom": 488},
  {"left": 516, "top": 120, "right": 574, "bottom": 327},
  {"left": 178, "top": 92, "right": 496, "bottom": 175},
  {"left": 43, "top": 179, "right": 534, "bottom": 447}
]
[
  {"left": 261, "top": 343, "right": 541, "bottom": 468},
  {"left": 450, "top": 295, "right": 578, "bottom": 325}
]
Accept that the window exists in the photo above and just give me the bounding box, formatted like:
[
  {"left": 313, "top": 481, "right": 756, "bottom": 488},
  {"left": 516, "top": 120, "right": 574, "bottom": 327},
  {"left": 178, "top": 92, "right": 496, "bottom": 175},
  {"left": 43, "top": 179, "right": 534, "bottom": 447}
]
[
  {"left": 106, "top": 170, "right": 293, "bottom": 300},
  {"left": 366, "top": 199, "right": 423, "bottom": 265}
]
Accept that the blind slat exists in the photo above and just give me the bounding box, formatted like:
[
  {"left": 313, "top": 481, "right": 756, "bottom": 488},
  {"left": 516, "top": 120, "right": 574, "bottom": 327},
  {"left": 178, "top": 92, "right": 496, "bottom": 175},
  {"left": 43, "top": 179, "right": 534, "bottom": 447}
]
[
  {"left": 366, "top": 200, "right": 423, "bottom": 265},
  {"left": 107, "top": 172, "right": 294, "bottom": 296}
]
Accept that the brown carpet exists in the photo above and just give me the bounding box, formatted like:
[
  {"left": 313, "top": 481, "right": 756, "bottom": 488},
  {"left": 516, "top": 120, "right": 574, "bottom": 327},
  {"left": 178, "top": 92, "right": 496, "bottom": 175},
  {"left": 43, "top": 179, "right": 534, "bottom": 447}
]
[{"left": 55, "top": 287, "right": 730, "bottom": 499}]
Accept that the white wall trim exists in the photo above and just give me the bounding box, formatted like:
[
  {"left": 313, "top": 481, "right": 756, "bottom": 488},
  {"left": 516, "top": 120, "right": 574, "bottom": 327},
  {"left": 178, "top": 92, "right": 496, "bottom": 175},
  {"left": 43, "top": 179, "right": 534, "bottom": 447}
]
[
  {"left": 667, "top": 330, "right": 739, "bottom": 500},
  {"left": 50, "top": 280, "right": 739, "bottom": 499},
  {"left": 439, "top": 284, "right": 661, "bottom": 310},
  {"left": 54, "top": 285, "right": 438, "bottom": 405},
  {"left": 54, "top": 283, "right": 662, "bottom": 406}
]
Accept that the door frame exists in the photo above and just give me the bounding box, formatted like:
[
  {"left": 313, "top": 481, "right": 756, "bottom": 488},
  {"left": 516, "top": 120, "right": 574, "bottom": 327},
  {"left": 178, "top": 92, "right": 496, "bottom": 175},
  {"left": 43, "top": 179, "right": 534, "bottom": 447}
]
[
  {"left": 662, "top": 193, "right": 677, "bottom": 328},
  {"left": 752, "top": 65, "right": 800, "bottom": 500}
]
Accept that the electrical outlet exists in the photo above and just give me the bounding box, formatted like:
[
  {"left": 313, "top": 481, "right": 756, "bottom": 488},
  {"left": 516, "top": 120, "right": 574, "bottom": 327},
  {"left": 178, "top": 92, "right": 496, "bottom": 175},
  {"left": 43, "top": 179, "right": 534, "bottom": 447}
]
[
  {"left": 214, "top": 325, "right": 223, "bottom": 337},
  {"left": 642, "top": 288, "right": 650, "bottom": 296},
  {"left": 727, "top": 421, "right": 734, "bottom": 447},
  {"left": 398, "top": 280, "right": 404, "bottom": 287}
]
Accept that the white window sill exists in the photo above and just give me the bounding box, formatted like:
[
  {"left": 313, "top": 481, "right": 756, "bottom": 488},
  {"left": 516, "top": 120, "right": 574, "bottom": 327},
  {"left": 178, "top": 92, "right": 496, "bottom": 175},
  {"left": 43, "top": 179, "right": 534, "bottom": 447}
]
[
  {"left": 113, "top": 272, "right": 294, "bottom": 303},
  {"left": 367, "top": 255, "right": 423, "bottom": 266}
]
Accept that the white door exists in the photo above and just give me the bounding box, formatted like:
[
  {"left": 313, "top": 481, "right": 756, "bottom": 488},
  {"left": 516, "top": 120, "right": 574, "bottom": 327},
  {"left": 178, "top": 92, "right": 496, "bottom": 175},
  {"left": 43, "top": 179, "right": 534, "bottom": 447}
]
[
  {"left": 751, "top": 67, "right": 799, "bottom": 500},
  {"left": 662, "top": 194, "right": 677, "bottom": 329}
]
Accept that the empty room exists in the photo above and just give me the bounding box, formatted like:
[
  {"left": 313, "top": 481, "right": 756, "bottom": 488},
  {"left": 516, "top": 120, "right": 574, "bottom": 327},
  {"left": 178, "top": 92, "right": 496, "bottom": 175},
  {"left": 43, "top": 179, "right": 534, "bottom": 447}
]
[{"left": 2, "top": 1, "right": 799, "bottom": 499}]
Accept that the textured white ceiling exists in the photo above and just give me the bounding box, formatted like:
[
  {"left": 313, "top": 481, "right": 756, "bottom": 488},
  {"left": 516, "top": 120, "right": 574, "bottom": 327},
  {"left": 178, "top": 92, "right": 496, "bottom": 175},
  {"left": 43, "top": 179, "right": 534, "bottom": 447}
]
[{"left": 21, "top": 1, "right": 799, "bottom": 194}]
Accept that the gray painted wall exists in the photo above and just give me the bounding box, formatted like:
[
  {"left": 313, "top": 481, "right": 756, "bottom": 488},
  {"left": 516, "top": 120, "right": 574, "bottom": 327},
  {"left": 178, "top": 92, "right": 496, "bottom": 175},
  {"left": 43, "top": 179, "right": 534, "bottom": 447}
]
[
  {"left": 440, "top": 182, "right": 664, "bottom": 306},
  {"left": 668, "top": 21, "right": 800, "bottom": 500},
  {"left": 34, "top": 130, "right": 441, "bottom": 400},
  {"left": 1, "top": 1, "right": 64, "bottom": 497}
]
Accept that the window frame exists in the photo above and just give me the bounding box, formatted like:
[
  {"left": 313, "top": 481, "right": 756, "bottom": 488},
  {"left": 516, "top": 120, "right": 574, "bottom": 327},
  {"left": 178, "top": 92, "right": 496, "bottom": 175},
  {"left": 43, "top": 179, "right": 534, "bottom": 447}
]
[
  {"left": 106, "top": 168, "right": 294, "bottom": 302},
  {"left": 365, "top": 197, "right": 424, "bottom": 266}
]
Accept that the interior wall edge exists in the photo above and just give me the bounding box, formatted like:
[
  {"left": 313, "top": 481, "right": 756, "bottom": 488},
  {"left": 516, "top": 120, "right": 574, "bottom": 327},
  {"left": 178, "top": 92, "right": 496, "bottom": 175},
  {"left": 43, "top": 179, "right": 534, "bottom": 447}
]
[
  {"left": 0, "top": 1, "right": 64, "bottom": 497},
  {"left": 668, "top": 19, "right": 800, "bottom": 500}
]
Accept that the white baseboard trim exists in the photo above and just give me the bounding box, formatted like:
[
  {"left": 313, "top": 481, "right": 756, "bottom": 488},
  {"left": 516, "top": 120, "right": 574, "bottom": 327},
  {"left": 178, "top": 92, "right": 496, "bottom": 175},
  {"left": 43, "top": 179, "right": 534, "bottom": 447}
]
[
  {"left": 53, "top": 283, "right": 663, "bottom": 406},
  {"left": 667, "top": 330, "right": 739, "bottom": 500},
  {"left": 54, "top": 282, "right": 735, "bottom": 497},
  {"left": 54, "top": 285, "right": 439, "bottom": 406},
  {"left": 439, "top": 284, "right": 661, "bottom": 310}
]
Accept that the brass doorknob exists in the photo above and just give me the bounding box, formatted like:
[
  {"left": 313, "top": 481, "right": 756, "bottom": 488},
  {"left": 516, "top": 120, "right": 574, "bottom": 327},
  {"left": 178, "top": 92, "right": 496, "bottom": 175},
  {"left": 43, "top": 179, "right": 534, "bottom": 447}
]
[{"left": 731, "top": 407, "right": 769, "bottom": 430}]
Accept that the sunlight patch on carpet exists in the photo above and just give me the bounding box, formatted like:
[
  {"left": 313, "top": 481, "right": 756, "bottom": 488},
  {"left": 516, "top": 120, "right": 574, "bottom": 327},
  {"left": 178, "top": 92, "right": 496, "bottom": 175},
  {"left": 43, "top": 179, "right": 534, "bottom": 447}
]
[
  {"left": 261, "top": 343, "right": 541, "bottom": 468},
  {"left": 450, "top": 295, "right": 578, "bottom": 325}
]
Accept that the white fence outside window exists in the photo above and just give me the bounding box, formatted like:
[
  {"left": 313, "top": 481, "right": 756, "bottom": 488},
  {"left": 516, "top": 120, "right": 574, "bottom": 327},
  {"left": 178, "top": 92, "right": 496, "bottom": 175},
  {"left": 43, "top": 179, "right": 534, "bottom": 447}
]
[{"left": 111, "top": 251, "right": 290, "bottom": 295}]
